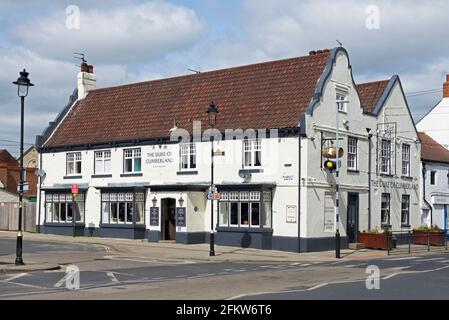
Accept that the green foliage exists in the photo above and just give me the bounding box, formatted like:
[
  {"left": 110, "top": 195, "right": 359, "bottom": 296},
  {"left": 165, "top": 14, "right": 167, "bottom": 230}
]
[{"left": 413, "top": 225, "right": 442, "bottom": 232}]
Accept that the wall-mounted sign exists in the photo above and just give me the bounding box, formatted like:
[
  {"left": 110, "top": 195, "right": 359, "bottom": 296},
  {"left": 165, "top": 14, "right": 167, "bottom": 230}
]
[
  {"left": 282, "top": 175, "right": 296, "bottom": 182},
  {"left": 150, "top": 207, "right": 159, "bottom": 226},
  {"left": 286, "top": 205, "right": 297, "bottom": 223},
  {"left": 371, "top": 180, "right": 419, "bottom": 191},
  {"left": 146, "top": 151, "right": 174, "bottom": 168},
  {"left": 176, "top": 207, "right": 186, "bottom": 227},
  {"left": 324, "top": 192, "right": 335, "bottom": 232}
]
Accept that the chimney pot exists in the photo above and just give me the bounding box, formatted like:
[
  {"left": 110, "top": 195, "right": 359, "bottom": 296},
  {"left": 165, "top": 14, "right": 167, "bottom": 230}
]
[
  {"left": 80, "top": 62, "right": 89, "bottom": 73},
  {"left": 444, "top": 74, "right": 449, "bottom": 98},
  {"left": 88, "top": 65, "right": 94, "bottom": 73},
  {"left": 309, "top": 50, "right": 317, "bottom": 55},
  {"left": 317, "top": 50, "right": 324, "bottom": 54}
]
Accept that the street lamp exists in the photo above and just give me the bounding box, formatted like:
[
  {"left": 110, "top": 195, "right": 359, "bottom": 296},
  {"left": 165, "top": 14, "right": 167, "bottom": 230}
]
[
  {"left": 12, "top": 69, "right": 34, "bottom": 266},
  {"left": 207, "top": 101, "right": 218, "bottom": 257}
]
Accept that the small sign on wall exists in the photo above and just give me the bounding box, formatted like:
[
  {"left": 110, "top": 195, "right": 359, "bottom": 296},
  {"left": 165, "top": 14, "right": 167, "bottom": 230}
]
[
  {"left": 286, "top": 205, "right": 297, "bottom": 223},
  {"left": 324, "top": 193, "right": 335, "bottom": 232},
  {"left": 176, "top": 207, "right": 186, "bottom": 227},
  {"left": 150, "top": 207, "right": 159, "bottom": 226}
]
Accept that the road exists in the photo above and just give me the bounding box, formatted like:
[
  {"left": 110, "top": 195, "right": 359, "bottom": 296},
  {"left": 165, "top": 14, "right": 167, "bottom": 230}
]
[{"left": 0, "top": 237, "right": 448, "bottom": 299}]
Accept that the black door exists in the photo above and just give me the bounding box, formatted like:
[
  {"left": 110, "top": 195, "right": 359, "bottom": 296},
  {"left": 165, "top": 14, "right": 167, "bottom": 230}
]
[
  {"left": 347, "top": 193, "right": 359, "bottom": 243},
  {"left": 161, "top": 199, "right": 176, "bottom": 240}
]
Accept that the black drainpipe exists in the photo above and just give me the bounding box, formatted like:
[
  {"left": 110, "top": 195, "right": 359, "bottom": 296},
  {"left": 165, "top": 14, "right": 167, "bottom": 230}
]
[
  {"left": 367, "top": 129, "right": 373, "bottom": 231},
  {"left": 298, "top": 134, "right": 302, "bottom": 253},
  {"left": 422, "top": 163, "right": 433, "bottom": 226}
]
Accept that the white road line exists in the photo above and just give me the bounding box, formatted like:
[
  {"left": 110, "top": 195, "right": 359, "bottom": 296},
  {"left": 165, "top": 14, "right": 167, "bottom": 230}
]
[
  {"left": 387, "top": 256, "right": 422, "bottom": 261},
  {"left": 54, "top": 273, "right": 72, "bottom": 288},
  {"left": 437, "top": 260, "right": 449, "bottom": 263},
  {"left": 418, "top": 257, "right": 445, "bottom": 262},
  {"left": 290, "top": 262, "right": 302, "bottom": 266},
  {"left": 307, "top": 283, "right": 328, "bottom": 291},
  {"left": 300, "top": 263, "right": 312, "bottom": 267},
  {"left": 4, "top": 273, "right": 27, "bottom": 282},
  {"left": 106, "top": 272, "right": 119, "bottom": 283},
  {"left": 383, "top": 273, "right": 398, "bottom": 280}
]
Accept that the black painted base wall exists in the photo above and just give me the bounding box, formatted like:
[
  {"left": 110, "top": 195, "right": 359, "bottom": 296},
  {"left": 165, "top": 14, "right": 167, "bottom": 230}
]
[{"left": 38, "top": 225, "right": 348, "bottom": 253}]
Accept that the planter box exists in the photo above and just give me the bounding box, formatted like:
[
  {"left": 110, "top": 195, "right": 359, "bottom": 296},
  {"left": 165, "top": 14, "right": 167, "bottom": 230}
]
[
  {"left": 358, "top": 232, "right": 391, "bottom": 250},
  {"left": 412, "top": 230, "right": 445, "bottom": 247}
]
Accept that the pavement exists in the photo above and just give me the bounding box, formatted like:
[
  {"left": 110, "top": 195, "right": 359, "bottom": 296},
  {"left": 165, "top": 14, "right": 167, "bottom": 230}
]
[{"left": 0, "top": 230, "right": 390, "bottom": 265}]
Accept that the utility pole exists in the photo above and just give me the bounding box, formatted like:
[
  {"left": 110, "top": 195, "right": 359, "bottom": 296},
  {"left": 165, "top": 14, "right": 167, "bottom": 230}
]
[{"left": 335, "top": 101, "right": 341, "bottom": 259}]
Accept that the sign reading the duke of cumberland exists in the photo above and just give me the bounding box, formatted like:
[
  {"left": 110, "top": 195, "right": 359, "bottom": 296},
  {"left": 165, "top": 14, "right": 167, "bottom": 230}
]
[
  {"left": 371, "top": 180, "right": 419, "bottom": 191},
  {"left": 150, "top": 207, "right": 159, "bottom": 226},
  {"left": 146, "top": 151, "right": 174, "bottom": 168},
  {"left": 176, "top": 207, "right": 186, "bottom": 227}
]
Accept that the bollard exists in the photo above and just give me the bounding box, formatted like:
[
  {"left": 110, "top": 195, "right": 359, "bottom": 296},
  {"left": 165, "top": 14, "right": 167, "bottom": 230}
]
[
  {"left": 408, "top": 231, "right": 411, "bottom": 254},
  {"left": 428, "top": 230, "right": 431, "bottom": 252}
]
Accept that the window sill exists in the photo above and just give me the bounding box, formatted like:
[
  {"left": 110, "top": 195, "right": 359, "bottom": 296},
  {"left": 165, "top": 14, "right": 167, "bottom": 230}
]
[
  {"left": 401, "top": 176, "right": 413, "bottom": 180},
  {"left": 91, "top": 174, "right": 112, "bottom": 178},
  {"left": 44, "top": 222, "right": 85, "bottom": 227},
  {"left": 401, "top": 224, "right": 411, "bottom": 228},
  {"left": 63, "top": 175, "right": 82, "bottom": 179},
  {"left": 177, "top": 170, "right": 198, "bottom": 175},
  {"left": 380, "top": 173, "right": 394, "bottom": 178},
  {"left": 100, "top": 223, "right": 146, "bottom": 229},
  {"left": 381, "top": 224, "right": 392, "bottom": 229},
  {"left": 347, "top": 169, "right": 359, "bottom": 174},
  {"left": 239, "top": 168, "right": 264, "bottom": 174},
  {"left": 120, "top": 173, "right": 143, "bottom": 177},
  {"left": 217, "top": 226, "right": 273, "bottom": 233}
]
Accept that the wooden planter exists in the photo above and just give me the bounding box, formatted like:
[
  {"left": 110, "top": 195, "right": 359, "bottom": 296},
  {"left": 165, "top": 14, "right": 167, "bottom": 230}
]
[
  {"left": 412, "top": 230, "right": 445, "bottom": 247},
  {"left": 358, "top": 232, "right": 391, "bottom": 250}
]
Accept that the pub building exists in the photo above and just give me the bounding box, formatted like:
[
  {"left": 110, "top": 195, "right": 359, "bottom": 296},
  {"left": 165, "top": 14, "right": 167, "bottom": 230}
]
[{"left": 35, "top": 47, "right": 421, "bottom": 252}]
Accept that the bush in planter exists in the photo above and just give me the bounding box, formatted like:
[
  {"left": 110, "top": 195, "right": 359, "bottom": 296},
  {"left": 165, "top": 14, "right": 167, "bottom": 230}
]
[
  {"left": 359, "top": 226, "right": 392, "bottom": 250},
  {"left": 412, "top": 225, "right": 445, "bottom": 246}
]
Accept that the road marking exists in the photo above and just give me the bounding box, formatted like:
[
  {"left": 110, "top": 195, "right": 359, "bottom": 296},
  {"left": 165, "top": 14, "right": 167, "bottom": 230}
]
[
  {"left": 290, "top": 262, "right": 302, "bottom": 266},
  {"left": 418, "top": 257, "right": 445, "bottom": 262},
  {"left": 307, "top": 283, "right": 328, "bottom": 291},
  {"left": 387, "top": 256, "right": 422, "bottom": 261},
  {"left": 54, "top": 273, "right": 72, "bottom": 288},
  {"left": 300, "top": 263, "right": 312, "bottom": 267},
  {"left": 383, "top": 273, "right": 398, "bottom": 280},
  {"left": 437, "top": 260, "right": 449, "bottom": 263},
  {"left": 107, "top": 272, "right": 119, "bottom": 283},
  {"left": 393, "top": 266, "right": 411, "bottom": 270},
  {"left": 4, "top": 273, "right": 27, "bottom": 282}
]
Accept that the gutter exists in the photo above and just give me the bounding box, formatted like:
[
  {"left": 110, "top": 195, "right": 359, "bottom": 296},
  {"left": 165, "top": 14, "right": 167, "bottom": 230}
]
[{"left": 422, "top": 162, "right": 433, "bottom": 226}]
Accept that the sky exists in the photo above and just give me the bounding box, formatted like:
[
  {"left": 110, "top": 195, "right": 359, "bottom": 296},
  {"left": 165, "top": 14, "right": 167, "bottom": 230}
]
[{"left": 1, "top": 0, "right": 448, "bottom": 156}]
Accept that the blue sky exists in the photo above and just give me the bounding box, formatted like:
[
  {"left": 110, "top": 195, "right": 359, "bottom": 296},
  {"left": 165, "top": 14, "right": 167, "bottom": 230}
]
[{"left": 1, "top": 0, "right": 448, "bottom": 155}]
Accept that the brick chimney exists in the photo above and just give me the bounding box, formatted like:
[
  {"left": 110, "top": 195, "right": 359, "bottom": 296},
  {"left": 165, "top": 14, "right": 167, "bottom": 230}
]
[
  {"left": 77, "top": 62, "right": 96, "bottom": 99},
  {"left": 444, "top": 74, "right": 449, "bottom": 98}
]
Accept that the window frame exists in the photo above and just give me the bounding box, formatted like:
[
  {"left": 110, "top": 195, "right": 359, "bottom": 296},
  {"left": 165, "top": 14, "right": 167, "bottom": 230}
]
[
  {"left": 347, "top": 137, "right": 358, "bottom": 171},
  {"left": 66, "top": 152, "right": 82, "bottom": 176},
  {"left": 100, "top": 190, "right": 146, "bottom": 225},
  {"left": 179, "top": 143, "right": 197, "bottom": 171},
  {"left": 401, "top": 194, "right": 410, "bottom": 226},
  {"left": 94, "top": 150, "right": 112, "bottom": 175},
  {"left": 336, "top": 91, "right": 348, "bottom": 113},
  {"left": 243, "top": 139, "right": 262, "bottom": 169},
  {"left": 430, "top": 170, "right": 437, "bottom": 185},
  {"left": 381, "top": 193, "right": 391, "bottom": 226},
  {"left": 44, "top": 192, "right": 85, "bottom": 223},
  {"left": 123, "top": 148, "right": 142, "bottom": 174},
  {"left": 380, "top": 139, "right": 392, "bottom": 175},
  {"left": 401, "top": 144, "right": 411, "bottom": 177},
  {"left": 218, "top": 190, "right": 270, "bottom": 229}
]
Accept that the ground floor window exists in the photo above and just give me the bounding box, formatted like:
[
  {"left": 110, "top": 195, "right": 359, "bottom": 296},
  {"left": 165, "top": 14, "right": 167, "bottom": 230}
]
[
  {"left": 401, "top": 195, "right": 410, "bottom": 226},
  {"left": 381, "top": 193, "right": 390, "bottom": 226},
  {"left": 101, "top": 191, "right": 145, "bottom": 225},
  {"left": 219, "top": 191, "right": 271, "bottom": 228},
  {"left": 45, "top": 193, "right": 85, "bottom": 223}
]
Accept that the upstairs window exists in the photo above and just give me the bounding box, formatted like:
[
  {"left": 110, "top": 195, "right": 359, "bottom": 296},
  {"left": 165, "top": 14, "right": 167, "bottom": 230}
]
[
  {"left": 124, "top": 148, "right": 141, "bottom": 173},
  {"left": 430, "top": 171, "right": 437, "bottom": 185},
  {"left": 402, "top": 144, "right": 410, "bottom": 177},
  {"left": 347, "top": 137, "right": 358, "bottom": 171},
  {"left": 336, "top": 91, "right": 348, "bottom": 113},
  {"left": 95, "top": 150, "right": 112, "bottom": 174},
  {"left": 179, "top": 143, "right": 196, "bottom": 171},
  {"left": 243, "top": 139, "right": 262, "bottom": 168},
  {"left": 380, "top": 139, "right": 392, "bottom": 175},
  {"left": 67, "top": 152, "right": 82, "bottom": 175}
]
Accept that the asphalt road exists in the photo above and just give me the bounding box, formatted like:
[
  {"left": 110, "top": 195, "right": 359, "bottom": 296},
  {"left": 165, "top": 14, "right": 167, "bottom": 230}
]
[{"left": 1, "top": 237, "right": 449, "bottom": 299}]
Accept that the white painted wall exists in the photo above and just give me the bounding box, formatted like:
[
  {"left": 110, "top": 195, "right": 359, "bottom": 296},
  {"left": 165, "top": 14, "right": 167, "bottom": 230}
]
[{"left": 417, "top": 98, "right": 449, "bottom": 150}]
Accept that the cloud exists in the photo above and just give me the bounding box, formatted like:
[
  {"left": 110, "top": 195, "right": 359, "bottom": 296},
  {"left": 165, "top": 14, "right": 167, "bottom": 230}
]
[{"left": 12, "top": 1, "right": 205, "bottom": 65}]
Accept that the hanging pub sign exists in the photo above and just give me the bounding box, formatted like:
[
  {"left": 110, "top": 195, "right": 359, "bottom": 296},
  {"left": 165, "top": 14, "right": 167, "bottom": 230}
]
[
  {"left": 176, "top": 207, "right": 186, "bottom": 227},
  {"left": 150, "top": 207, "right": 159, "bottom": 226}
]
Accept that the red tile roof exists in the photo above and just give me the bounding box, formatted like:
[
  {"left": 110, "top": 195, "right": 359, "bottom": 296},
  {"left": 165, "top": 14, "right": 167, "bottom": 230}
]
[
  {"left": 44, "top": 52, "right": 331, "bottom": 148},
  {"left": 419, "top": 132, "right": 449, "bottom": 164},
  {"left": 357, "top": 79, "right": 390, "bottom": 113}
]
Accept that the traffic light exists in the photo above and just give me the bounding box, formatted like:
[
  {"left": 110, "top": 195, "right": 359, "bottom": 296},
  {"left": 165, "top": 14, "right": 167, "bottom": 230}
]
[{"left": 324, "top": 159, "right": 338, "bottom": 172}]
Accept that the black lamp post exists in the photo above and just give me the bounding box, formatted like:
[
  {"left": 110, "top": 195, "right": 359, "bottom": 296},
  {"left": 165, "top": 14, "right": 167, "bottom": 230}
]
[
  {"left": 207, "top": 102, "right": 218, "bottom": 257},
  {"left": 12, "top": 69, "right": 34, "bottom": 266}
]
